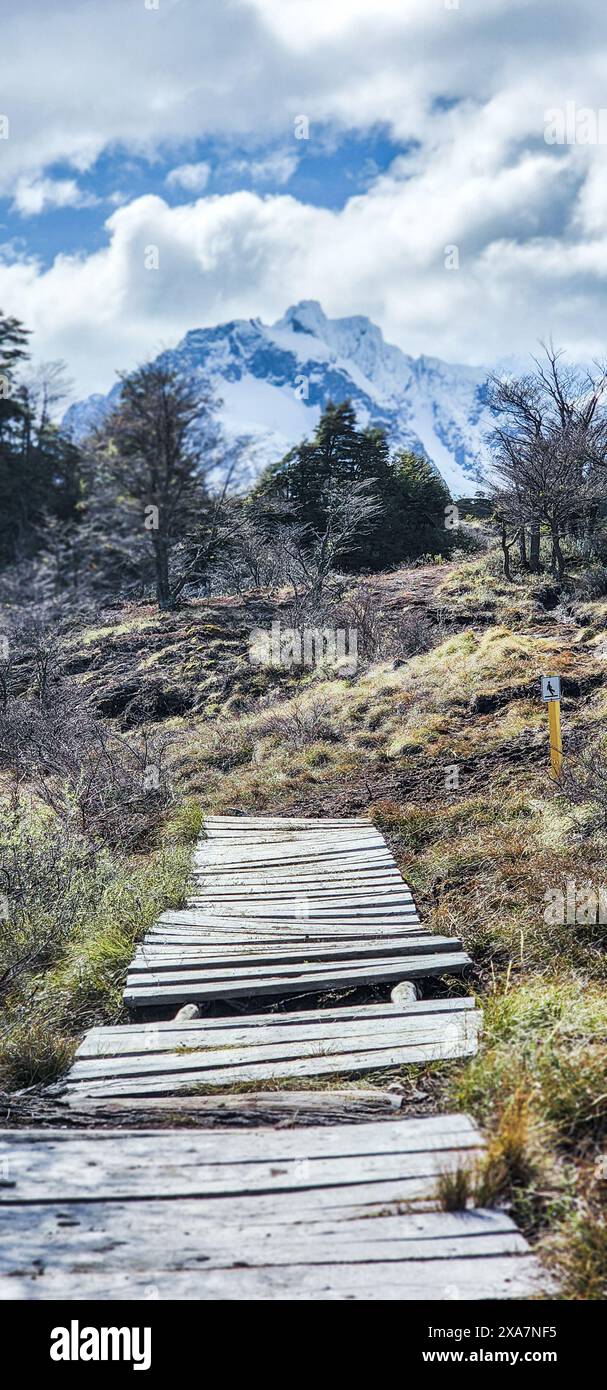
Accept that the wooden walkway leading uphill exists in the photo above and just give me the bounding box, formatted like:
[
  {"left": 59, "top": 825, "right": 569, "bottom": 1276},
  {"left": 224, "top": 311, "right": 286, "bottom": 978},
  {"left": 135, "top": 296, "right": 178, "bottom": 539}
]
[
  {"left": 126, "top": 814, "right": 471, "bottom": 1010},
  {"left": 61, "top": 815, "right": 480, "bottom": 1099},
  {"left": 1, "top": 816, "right": 546, "bottom": 1301}
]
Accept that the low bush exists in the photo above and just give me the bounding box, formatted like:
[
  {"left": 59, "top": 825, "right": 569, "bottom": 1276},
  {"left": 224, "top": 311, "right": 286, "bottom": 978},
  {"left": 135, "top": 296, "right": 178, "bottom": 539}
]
[{"left": 0, "top": 794, "right": 192, "bottom": 1090}]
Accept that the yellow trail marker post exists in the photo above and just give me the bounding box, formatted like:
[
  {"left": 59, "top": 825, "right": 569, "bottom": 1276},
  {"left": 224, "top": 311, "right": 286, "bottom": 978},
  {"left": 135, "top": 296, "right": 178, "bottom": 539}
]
[{"left": 540, "top": 676, "right": 562, "bottom": 777}]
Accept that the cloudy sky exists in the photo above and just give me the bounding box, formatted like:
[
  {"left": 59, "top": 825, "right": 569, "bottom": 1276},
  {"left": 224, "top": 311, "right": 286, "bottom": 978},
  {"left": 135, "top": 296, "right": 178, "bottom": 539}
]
[{"left": 1, "top": 0, "right": 607, "bottom": 398}]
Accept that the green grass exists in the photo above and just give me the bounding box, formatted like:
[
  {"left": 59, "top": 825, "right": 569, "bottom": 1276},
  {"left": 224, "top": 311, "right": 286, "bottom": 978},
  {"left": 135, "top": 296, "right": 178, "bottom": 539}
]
[{"left": 0, "top": 797, "right": 193, "bottom": 1091}]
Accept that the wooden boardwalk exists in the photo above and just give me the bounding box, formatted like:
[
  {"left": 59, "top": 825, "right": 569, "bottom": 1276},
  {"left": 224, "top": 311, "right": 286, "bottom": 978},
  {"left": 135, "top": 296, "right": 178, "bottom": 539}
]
[
  {"left": 0, "top": 1116, "right": 545, "bottom": 1300},
  {"left": 58, "top": 815, "right": 482, "bottom": 1098},
  {"left": 125, "top": 815, "right": 473, "bottom": 1009},
  {"left": 14, "top": 815, "right": 547, "bottom": 1301}
]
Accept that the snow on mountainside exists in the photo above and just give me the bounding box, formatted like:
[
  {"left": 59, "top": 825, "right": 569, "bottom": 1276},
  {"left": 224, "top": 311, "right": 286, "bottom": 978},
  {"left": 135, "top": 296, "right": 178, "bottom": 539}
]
[{"left": 63, "top": 301, "right": 494, "bottom": 497}]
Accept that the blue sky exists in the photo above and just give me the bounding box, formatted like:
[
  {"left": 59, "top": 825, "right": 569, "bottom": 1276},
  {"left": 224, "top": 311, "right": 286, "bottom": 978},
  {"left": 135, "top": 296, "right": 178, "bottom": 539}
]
[
  {"left": 0, "top": 126, "right": 405, "bottom": 266},
  {"left": 0, "top": 0, "right": 606, "bottom": 399}
]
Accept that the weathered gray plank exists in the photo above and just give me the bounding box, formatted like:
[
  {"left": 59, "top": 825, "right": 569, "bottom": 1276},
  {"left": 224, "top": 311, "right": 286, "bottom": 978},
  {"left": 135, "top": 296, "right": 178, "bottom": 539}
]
[
  {"left": 65, "top": 1043, "right": 480, "bottom": 1094},
  {"left": 187, "top": 901, "right": 419, "bottom": 916},
  {"left": 203, "top": 815, "right": 375, "bottom": 824},
  {"left": 189, "top": 888, "right": 415, "bottom": 905},
  {"left": 79, "top": 996, "right": 477, "bottom": 1052},
  {"left": 200, "top": 843, "right": 388, "bottom": 858},
  {"left": 0, "top": 1116, "right": 484, "bottom": 1202},
  {"left": 162, "top": 914, "right": 424, "bottom": 938},
  {"left": 0, "top": 1204, "right": 529, "bottom": 1274},
  {"left": 0, "top": 1256, "right": 545, "bottom": 1301},
  {"left": 130, "top": 935, "right": 461, "bottom": 972},
  {"left": 61, "top": 1045, "right": 477, "bottom": 1097},
  {"left": 148, "top": 926, "right": 424, "bottom": 944},
  {"left": 124, "top": 951, "right": 471, "bottom": 1007},
  {"left": 75, "top": 1017, "right": 479, "bottom": 1069},
  {"left": 196, "top": 862, "right": 404, "bottom": 880},
  {"left": 69, "top": 1015, "right": 479, "bottom": 1079}
]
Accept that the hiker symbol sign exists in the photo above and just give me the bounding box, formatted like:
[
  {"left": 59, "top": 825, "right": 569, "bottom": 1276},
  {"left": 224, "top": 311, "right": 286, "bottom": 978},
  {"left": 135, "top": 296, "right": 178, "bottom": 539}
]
[{"left": 540, "top": 676, "right": 561, "bottom": 702}]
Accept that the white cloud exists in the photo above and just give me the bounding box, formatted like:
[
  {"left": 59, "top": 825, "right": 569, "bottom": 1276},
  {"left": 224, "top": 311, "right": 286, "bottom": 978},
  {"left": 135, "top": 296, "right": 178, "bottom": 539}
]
[
  {"left": 227, "top": 152, "right": 299, "bottom": 185},
  {"left": 11, "top": 176, "right": 99, "bottom": 217},
  {"left": 1, "top": 0, "right": 607, "bottom": 391},
  {"left": 166, "top": 162, "right": 211, "bottom": 194},
  {"left": 0, "top": 0, "right": 600, "bottom": 191}
]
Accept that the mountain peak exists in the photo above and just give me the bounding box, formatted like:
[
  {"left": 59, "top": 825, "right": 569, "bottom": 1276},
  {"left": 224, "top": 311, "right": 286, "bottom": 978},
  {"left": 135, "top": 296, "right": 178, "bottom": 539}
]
[
  {"left": 64, "top": 303, "right": 492, "bottom": 496},
  {"left": 273, "top": 300, "right": 328, "bottom": 337}
]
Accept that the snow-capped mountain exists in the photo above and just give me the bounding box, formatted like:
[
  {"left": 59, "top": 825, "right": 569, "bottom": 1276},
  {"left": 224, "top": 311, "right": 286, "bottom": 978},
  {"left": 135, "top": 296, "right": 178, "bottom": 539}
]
[{"left": 63, "top": 301, "right": 494, "bottom": 497}]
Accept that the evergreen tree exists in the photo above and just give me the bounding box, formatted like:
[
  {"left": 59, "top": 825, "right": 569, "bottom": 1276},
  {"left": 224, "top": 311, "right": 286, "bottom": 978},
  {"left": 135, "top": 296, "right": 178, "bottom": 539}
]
[
  {"left": 0, "top": 312, "right": 82, "bottom": 572},
  {"left": 389, "top": 450, "right": 452, "bottom": 560},
  {"left": 255, "top": 400, "right": 451, "bottom": 571}
]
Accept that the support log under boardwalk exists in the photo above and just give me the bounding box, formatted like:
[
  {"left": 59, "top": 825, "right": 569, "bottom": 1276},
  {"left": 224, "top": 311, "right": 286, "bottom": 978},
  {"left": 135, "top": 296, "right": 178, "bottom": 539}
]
[{"left": 0, "top": 1115, "right": 546, "bottom": 1301}]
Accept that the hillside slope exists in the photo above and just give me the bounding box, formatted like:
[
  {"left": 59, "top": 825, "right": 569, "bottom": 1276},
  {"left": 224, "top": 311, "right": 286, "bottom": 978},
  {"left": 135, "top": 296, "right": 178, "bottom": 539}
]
[{"left": 3, "top": 552, "right": 607, "bottom": 1297}]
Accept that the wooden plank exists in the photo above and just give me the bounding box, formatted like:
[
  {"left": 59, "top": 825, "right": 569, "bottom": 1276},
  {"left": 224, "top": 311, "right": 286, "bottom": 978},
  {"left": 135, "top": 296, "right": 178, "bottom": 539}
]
[
  {"left": 196, "top": 830, "right": 385, "bottom": 847},
  {"left": 203, "top": 832, "right": 385, "bottom": 846},
  {"left": 185, "top": 907, "right": 420, "bottom": 922},
  {"left": 193, "top": 847, "right": 395, "bottom": 868},
  {"left": 75, "top": 1018, "right": 479, "bottom": 1068},
  {"left": 153, "top": 920, "right": 427, "bottom": 942},
  {"left": 0, "top": 1256, "right": 544, "bottom": 1301},
  {"left": 194, "top": 847, "right": 394, "bottom": 864},
  {"left": 63, "top": 1089, "right": 405, "bottom": 1119},
  {"left": 148, "top": 928, "right": 426, "bottom": 945},
  {"left": 79, "top": 997, "right": 477, "bottom": 1050},
  {"left": 68, "top": 1032, "right": 480, "bottom": 1089},
  {"left": 189, "top": 900, "right": 418, "bottom": 913},
  {"left": 196, "top": 862, "right": 404, "bottom": 879},
  {"left": 124, "top": 951, "right": 471, "bottom": 1007},
  {"left": 180, "top": 908, "right": 421, "bottom": 924},
  {"left": 189, "top": 887, "right": 415, "bottom": 904},
  {"left": 0, "top": 1111, "right": 478, "bottom": 1152},
  {"left": 75, "top": 1016, "right": 480, "bottom": 1069},
  {"left": 128, "top": 950, "right": 462, "bottom": 986},
  {"left": 204, "top": 816, "right": 374, "bottom": 826},
  {"left": 0, "top": 1116, "right": 483, "bottom": 1202},
  {"left": 148, "top": 924, "right": 424, "bottom": 941},
  {"left": 61, "top": 1026, "right": 480, "bottom": 1097},
  {"left": 61, "top": 1046, "right": 478, "bottom": 1097},
  {"left": 64, "top": 1037, "right": 480, "bottom": 1095},
  {"left": 0, "top": 1204, "right": 529, "bottom": 1274},
  {"left": 129, "top": 936, "right": 461, "bottom": 972},
  {"left": 70, "top": 1014, "right": 480, "bottom": 1074},
  {"left": 196, "top": 877, "right": 407, "bottom": 892}
]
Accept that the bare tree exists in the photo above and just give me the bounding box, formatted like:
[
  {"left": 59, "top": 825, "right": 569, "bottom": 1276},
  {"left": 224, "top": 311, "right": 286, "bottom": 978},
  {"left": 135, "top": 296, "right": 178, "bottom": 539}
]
[
  {"left": 283, "top": 480, "right": 382, "bottom": 604},
  {"left": 93, "top": 362, "right": 223, "bottom": 609},
  {"left": 488, "top": 345, "right": 607, "bottom": 580}
]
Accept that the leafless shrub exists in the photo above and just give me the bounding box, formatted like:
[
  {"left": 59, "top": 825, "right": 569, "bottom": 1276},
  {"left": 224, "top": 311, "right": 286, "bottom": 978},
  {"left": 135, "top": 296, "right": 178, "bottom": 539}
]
[
  {"left": 559, "top": 732, "right": 607, "bottom": 827},
  {"left": 255, "top": 695, "right": 339, "bottom": 749},
  {"left": 389, "top": 607, "right": 441, "bottom": 658},
  {"left": 0, "top": 629, "right": 173, "bottom": 849},
  {"left": 332, "top": 583, "right": 443, "bottom": 663},
  {"left": 574, "top": 563, "right": 607, "bottom": 601}
]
